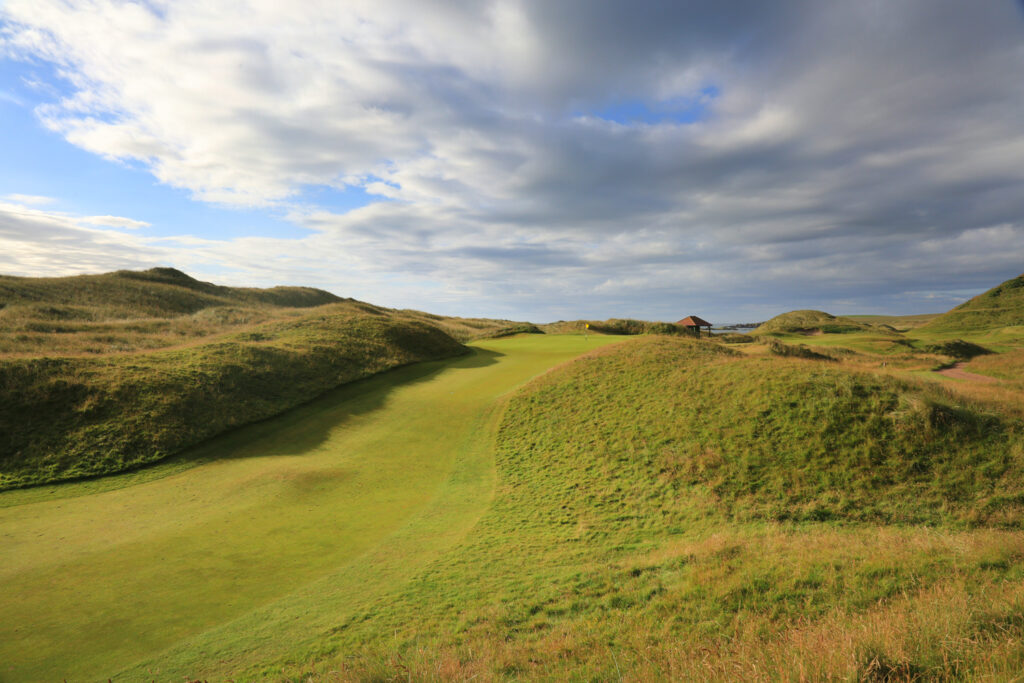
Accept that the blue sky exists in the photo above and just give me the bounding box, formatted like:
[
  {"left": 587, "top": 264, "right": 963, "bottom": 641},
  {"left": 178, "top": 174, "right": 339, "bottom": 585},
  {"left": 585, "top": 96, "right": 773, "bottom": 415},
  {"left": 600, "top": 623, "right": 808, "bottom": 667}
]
[
  {"left": 0, "top": 58, "right": 374, "bottom": 241},
  {"left": 1, "top": 1, "right": 1023, "bottom": 322},
  {"left": 584, "top": 87, "right": 720, "bottom": 126}
]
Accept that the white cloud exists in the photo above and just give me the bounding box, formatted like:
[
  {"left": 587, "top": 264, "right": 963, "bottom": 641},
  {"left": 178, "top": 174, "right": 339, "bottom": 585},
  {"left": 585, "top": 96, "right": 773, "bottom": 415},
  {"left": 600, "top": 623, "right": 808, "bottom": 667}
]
[
  {"left": 3, "top": 194, "right": 55, "bottom": 205},
  {"left": 1, "top": 2, "right": 1024, "bottom": 320},
  {"left": 79, "top": 214, "right": 150, "bottom": 229}
]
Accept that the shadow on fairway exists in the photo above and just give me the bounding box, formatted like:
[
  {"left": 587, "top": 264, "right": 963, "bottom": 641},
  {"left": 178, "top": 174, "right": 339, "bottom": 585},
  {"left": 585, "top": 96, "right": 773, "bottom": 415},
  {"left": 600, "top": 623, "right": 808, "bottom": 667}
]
[
  {"left": 9, "top": 347, "right": 504, "bottom": 500},
  {"left": 169, "top": 345, "right": 504, "bottom": 460}
]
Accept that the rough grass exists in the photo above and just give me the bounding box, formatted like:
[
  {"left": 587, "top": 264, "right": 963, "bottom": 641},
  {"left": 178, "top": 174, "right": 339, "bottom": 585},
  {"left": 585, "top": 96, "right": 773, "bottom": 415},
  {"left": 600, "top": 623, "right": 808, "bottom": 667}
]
[
  {"left": 4, "top": 334, "right": 1024, "bottom": 681},
  {"left": 919, "top": 273, "right": 1024, "bottom": 335},
  {"left": 754, "top": 309, "right": 897, "bottom": 336},
  {"left": 0, "top": 267, "right": 546, "bottom": 488},
  {"left": 272, "top": 336, "right": 1024, "bottom": 681},
  {"left": 0, "top": 266, "right": 342, "bottom": 319},
  {"left": 490, "top": 337, "right": 1023, "bottom": 527},
  {"left": 923, "top": 338, "right": 994, "bottom": 360},
  {"left": 540, "top": 318, "right": 688, "bottom": 336},
  {"left": 844, "top": 312, "right": 941, "bottom": 331},
  {"left": 0, "top": 312, "right": 467, "bottom": 489},
  {"left": 396, "top": 313, "right": 542, "bottom": 342},
  {"left": 0, "top": 268, "right": 535, "bottom": 355},
  {"left": 764, "top": 338, "right": 835, "bottom": 361},
  {"left": 0, "top": 334, "right": 624, "bottom": 682}
]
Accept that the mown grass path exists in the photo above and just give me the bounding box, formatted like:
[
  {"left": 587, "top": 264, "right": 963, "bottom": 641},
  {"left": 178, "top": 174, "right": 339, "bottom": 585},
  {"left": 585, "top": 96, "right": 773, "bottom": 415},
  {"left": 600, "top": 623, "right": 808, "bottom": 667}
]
[{"left": 0, "top": 334, "right": 621, "bottom": 682}]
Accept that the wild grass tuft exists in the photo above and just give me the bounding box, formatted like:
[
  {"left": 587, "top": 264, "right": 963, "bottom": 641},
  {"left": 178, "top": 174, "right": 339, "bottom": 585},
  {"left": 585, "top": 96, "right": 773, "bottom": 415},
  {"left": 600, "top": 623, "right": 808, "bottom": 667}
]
[{"left": 275, "top": 335, "right": 1024, "bottom": 681}]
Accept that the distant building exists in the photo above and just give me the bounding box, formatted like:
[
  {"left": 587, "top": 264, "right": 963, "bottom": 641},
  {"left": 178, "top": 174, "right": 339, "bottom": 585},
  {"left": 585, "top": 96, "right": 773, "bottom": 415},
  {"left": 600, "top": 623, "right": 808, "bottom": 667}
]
[{"left": 676, "top": 315, "right": 713, "bottom": 337}]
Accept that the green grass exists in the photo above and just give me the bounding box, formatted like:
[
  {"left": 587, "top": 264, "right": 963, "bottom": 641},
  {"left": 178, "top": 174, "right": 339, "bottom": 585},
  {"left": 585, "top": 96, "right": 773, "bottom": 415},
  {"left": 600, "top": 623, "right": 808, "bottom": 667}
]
[
  {"left": 0, "top": 334, "right": 624, "bottom": 682},
  {"left": 0, "top": 267, "right": 550, "bottom": 488},
  {"left": 0, "top": 266, "right": 343, "bottom": 319},
  {"left": 845, "top": 312, "right": 941, "bottom": 331},
  {"left": 486, "top": 337, "right": 1024, "bottom": 527},
  {"left": 272, "top": 336, "right": 1024, "bottom": 680},
  {"left": 5, "top": 266, "right": 1024, "bottom": 680},
  {"left": 0, "top": 312, "right": 467, "bottom": 489},
  {"left": 540, "top": 318, "right": 687, "bottom": 336},
  {"left": 918, "top": 273, "right": 1024, "bottom": 335},
  {"left": 3, "top": 334, "right": 1024, "bottom": 681},
  {"left": 0, "top": 267, "right": 537, "bottom": 356},
  {"left": 743, "top": 330, "right": 921, "bottom": 359},
  {"left": 753, "top": 309, "right": 895, "bottom": 336}
]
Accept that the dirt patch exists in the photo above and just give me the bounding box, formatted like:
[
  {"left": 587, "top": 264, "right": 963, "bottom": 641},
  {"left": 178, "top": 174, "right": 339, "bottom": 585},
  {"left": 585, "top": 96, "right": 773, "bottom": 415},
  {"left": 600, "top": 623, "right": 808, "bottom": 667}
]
[{"left": 936, "top": 362, "right": 998, "bottom": 383}]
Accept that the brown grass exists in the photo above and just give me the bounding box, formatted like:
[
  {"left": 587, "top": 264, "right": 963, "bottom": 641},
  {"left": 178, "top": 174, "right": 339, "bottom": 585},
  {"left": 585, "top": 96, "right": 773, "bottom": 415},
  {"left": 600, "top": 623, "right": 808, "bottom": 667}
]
[
  {"left": 288, "top": 524, "right": 1024, "bottom": 682},
  {"left": 292, "top": 578, "right": 1024, "bottom": 682}
]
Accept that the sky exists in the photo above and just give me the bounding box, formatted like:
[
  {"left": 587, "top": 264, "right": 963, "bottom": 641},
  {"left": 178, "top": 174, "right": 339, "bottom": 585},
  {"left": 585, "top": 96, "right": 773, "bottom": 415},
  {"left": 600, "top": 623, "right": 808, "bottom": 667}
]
[{"left": 1, "top": 1, "right": 1023, "bottom": 323}]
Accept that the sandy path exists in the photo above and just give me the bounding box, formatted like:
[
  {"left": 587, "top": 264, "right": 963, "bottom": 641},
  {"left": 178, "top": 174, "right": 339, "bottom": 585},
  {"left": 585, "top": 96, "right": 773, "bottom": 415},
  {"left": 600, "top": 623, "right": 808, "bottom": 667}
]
[{"left": 936, "top": 362, "right": 998, "bottom": 383}]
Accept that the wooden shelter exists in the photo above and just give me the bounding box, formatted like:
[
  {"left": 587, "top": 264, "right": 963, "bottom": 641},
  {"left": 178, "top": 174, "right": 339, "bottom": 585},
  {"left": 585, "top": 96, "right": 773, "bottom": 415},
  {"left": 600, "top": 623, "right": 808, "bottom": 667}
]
[{"left": 676, "top": 315, "right": 713, "bottom": 337}]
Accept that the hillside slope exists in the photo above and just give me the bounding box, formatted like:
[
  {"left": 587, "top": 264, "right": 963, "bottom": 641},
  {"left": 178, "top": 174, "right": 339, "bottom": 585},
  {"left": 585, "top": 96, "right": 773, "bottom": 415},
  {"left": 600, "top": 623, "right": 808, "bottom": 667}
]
[
  {"left": 0, "top": 268, "right": 538, "bottom": 355},
  {"left": 918, "top": 273, "right": 1024, "bottom": 334},
  {"left": 275, "top": 335, "right": 1024, "bottom": 680},
  {"left": 753, "top": 309, "right": 890, "bottom": 336},
  {"left": 497, "top": 336, "right": 1021, "bottom": 526},
  {"left": 0, "top": 267, "right": 514, "bottom": 489},
  {"left": 0, "top": 310, "right": 467, "bottom": 489},
  {"left": 0, "top": 267, "right": 343, "bottom": 317},
  {"left": 0, "top": 335, "right": 623, "bottom": 682},
  {"left": 540, "top": 318, "right": 685, "bottom": 335},
  {"left": 0, "top": 312, "right": 466, "bottom": 489}
]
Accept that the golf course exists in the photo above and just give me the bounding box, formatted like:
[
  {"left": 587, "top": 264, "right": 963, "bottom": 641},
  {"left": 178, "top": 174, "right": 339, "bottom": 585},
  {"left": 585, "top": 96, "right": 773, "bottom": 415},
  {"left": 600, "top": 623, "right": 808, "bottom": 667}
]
[
  {"left": 3, "top": 269, "right": 1024, "bottom": 681},
  {"left": 6, "top": 2, "right": 1024, "bottom": 678},
  {"left": 0, "top": 334, "right": 622, "bottom": 681}
]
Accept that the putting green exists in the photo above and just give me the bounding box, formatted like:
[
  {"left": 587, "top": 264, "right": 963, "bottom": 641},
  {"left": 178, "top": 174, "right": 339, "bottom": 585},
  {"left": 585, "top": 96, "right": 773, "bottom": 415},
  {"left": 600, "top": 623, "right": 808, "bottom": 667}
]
[{"left": 0, "top": 334, "right": 622, "bottom": 682}]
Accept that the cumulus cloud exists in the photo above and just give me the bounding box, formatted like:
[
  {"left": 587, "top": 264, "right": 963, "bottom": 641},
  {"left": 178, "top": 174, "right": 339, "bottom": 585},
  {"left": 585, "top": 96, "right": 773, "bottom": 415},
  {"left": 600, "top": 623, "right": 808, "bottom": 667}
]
[
  {"left": 0, "top": 201, "right": 162, "bottom": 275},
  {"left": 1, "top": 1, "right": 1023, "bottom": 319},
  {"left": 80, "top": 215, "right": 150, "bottom": 229},
  {"left": 3, "top": 194, "right": 55, "bottom": 205}
]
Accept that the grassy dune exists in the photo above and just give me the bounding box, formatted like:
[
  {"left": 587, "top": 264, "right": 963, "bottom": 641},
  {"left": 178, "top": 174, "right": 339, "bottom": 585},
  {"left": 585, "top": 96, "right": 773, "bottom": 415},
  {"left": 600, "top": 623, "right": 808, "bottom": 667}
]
[
  {"left": 755, "top": 274, "right": 1024, "bottom": 364},
  {"left": 4, "top": 269, "right": 1024, "bottom": 680},
  {"left": 844, "top": 312, "right": 940, "bottom": 331},
  {"left": 0, "top": 334, "right": 624, "bottom": 681},
  {"left": 0, "top": 268, "right": 535, "bottom": 356},
  {"left": 919, "top": 273, "right": 1024, "bottom": 335},
  {"left": 540, "top": 318, "right": 686, "bottom": 336},
  {"left": 279, "top": 336, "right": 1024, "bottom": 681},
  {"left": 0, "top": 312, "right": 466, "bottom": 489},
  {"left": 2, "top": 333, "right": 1024, "bottom": 680},
  {"left": 0, "top": 266, "right": 344, "bottom": 317},
  {"left": 753, "top": 309, "right": 889, "bottom": 336},
  {"left": 0, "top": 268, "right": 547, "bottom": 489}
]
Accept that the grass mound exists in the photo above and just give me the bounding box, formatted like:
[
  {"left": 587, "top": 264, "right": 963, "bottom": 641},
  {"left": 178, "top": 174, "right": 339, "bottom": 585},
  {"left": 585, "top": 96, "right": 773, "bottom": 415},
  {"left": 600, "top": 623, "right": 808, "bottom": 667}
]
[
  {"left": 925, "top": 339, "right": 993, "bottom": 360},
  {"left": 384, "top": 310, "right": 541, "bottom": 342},
  {"left": 0, "top": 267, "right": 343, "bottom": 318},
  {"left": 274, "top": 335, "right": 1024, "bottom": 680},
  {"left": 498, "top": 336, "right": 1021, "bottom": 526},
  {"left": 0, "top": 266, "right": 536, "bottom": 356},
  {"left": 476, "top": 322, "right": 543, "bottom": 338},
  {"left": 0, "top": 313, "right": 466, "bottom": 489},
  {"left": 844, "top": 313, "right": 940, "bottom": 332},
  {"left": 0, "top": 267, "right": 548, "bottom": 488},
  {"left": 919, "top": 273, "right": 1024, "bottom": 334},
  {"left": 766, "top": 338, "right": 835, "bottom": 361},
  {"left": 0, "top": 267, "right": 359, "bottom": 355},
  {"left": 754, "top": 309, "right": 882, "bottom": 336},
  {"left": 540, "top": 318, "right": 686, "bottom": 335},
  {"left": 717, "top": 332, "right": 755, "bottom": 344}
]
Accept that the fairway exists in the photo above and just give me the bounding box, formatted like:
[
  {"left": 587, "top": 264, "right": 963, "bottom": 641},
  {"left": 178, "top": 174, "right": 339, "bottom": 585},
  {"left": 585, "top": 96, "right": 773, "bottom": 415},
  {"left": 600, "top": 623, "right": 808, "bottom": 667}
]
[{"left": 0, "top": 334, "right": 621, "bottom": 682}]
